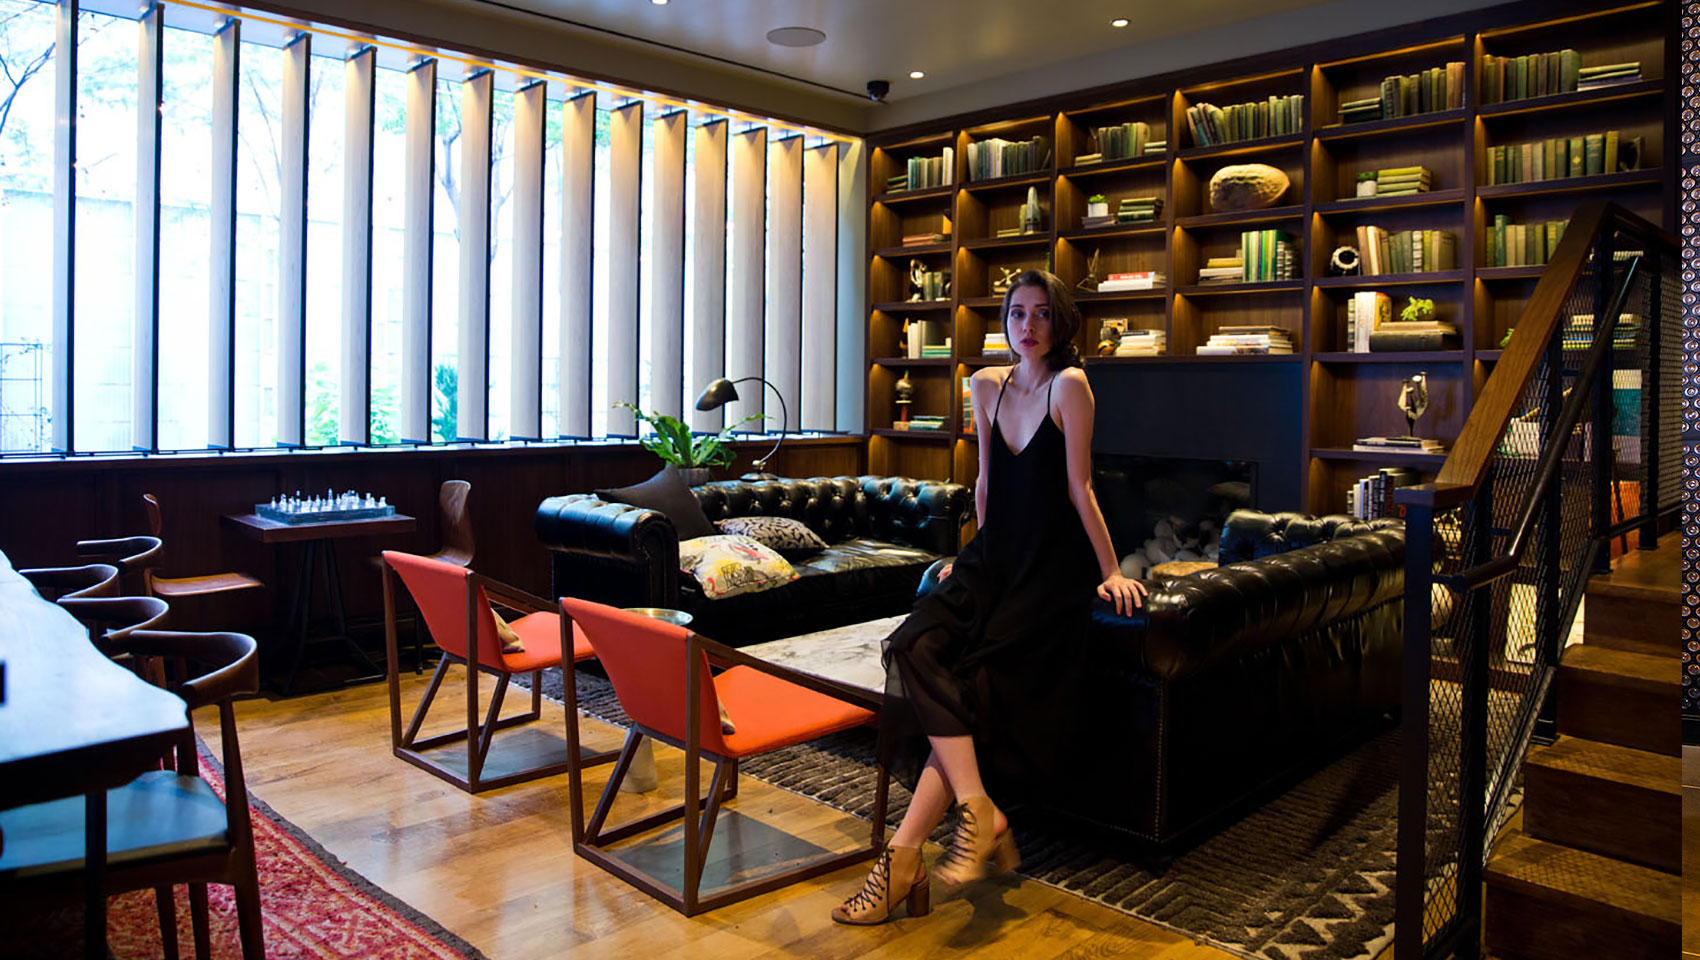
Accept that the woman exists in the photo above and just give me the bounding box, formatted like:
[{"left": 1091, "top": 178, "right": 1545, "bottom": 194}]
[{"left": 833, "top": 270, "right": 1146, "bottom": 925}]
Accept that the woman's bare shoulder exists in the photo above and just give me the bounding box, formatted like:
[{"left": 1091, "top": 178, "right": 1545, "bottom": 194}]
[{"left": 971, "top": 366, "right": 1009, "bottom": 391}]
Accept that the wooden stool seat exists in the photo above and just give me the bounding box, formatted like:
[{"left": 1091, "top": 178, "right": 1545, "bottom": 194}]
[{"left": 151, "top": 571, "right": 264, "bottom": 597}]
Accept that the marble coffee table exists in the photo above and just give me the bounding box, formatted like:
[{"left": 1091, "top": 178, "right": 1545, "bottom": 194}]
[{"left": 740, "top": 614, "right": 905, "bottom": 699}]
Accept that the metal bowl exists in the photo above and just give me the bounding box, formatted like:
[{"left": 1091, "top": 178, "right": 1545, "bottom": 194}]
[{"left": 622, "top": 606, "right": 694, "bottom": 627}]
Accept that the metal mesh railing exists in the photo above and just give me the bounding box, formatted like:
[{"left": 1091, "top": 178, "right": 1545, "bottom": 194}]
[{"left": 1396, "top": 208, "right": 1678, "bottom": 959}]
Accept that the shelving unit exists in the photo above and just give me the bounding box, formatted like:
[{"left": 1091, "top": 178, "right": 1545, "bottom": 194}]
[{"left": 864, "top": 0, "right": 1673, "bottom": 511}]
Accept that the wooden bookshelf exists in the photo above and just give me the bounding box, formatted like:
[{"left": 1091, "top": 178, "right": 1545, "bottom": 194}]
[{"left": 863, "top": 0, "right": 1674, "bottom": 512}]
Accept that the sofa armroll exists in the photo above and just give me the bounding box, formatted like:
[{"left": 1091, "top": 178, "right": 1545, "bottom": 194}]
[{"left": 535, "top": 493, "right": 680, "bottom": 609}]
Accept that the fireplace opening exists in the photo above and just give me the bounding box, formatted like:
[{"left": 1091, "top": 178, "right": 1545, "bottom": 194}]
[{"left": 1092, "top": 454, "right": 1257, "bottom": 579}]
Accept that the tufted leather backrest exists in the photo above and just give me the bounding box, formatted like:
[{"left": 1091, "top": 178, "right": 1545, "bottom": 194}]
[
  {"left": 1100, "top": 524, "right": 1406, "bottom": 682},
  {"left": 1216, "top": 508, "right": 1403, "bottom": 565},
  {"left": 690, "top": 475, "right": 970, "bottom": 555}
]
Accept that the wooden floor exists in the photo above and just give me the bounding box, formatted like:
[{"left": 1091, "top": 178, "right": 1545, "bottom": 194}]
[{"left": 199, "top": 670, "right": 1238, "bottom": 960}]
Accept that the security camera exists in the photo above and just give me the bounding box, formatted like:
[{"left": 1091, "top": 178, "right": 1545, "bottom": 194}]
[{"left": 866, "top": 79, "right": 890, "bottom": 102}]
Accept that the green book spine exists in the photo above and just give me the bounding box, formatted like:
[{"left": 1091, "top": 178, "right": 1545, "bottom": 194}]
[
  {"left": 1485, "top": 226, "right": 1498, "bottom": 267},
  {"left": 1560, "top": 49, "right": 1580, "bottom": 92},
  {"left": 1495, "top": 220, "right": 1507, "bottom": 266},
  {"left": 1584, "top": 133, "right": 1604, "bottom": 176},
  {"left": 1604, "top": 129, "right": 1619, "bottom": 175}
]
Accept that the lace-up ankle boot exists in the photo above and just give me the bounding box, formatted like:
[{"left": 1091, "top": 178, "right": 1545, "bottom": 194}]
[
  {"left": 934, "top": 795, "right": 1019, "bottom": 889},
  {"left": 831, "top": 844, "right": 929, "bottom": 924}
]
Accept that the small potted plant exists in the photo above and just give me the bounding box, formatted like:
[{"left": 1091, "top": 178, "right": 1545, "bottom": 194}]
[
  {"left": 615, "top": 402, "right": 763, "bottom": 485},
  {"left": 1087, "top": 193, "right": 1109, "bottom": 218},
  {"left": 1401, "top": 297, "right": 1436, "bottom": 323}
]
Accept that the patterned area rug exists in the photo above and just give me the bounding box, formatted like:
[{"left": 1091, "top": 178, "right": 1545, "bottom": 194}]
[
  {"left": 2, "top": 750, "right": 492, "bottom": 960},
  {"left": 530, "top": 667, "right": 1404, "bottom": 960}
]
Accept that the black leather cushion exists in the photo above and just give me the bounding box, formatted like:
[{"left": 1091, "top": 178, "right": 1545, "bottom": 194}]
[{"left": 595, "top": 466, "right": 717, "bottom": 541}]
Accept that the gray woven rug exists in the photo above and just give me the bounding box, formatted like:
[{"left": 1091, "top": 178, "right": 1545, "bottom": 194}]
[{"left": 525, "top": 667, "right": 1407, "bottom": 960}]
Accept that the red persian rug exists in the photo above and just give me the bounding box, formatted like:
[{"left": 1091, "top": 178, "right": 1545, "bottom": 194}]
[{"left": 4, "top": 753, "right": 490, "bottom": 960}]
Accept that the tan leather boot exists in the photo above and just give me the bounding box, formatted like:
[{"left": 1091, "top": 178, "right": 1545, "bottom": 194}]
[
  {"left": 831, "top": 844, "right": 930, "bottom": 924},
  {"left": 933, "top": 795, "right": 1019, "bottom": 889}
]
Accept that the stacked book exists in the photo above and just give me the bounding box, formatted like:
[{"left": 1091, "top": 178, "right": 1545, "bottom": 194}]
[
  {"left": 1090, "top": 121, "right": 1154, "bottom": 162},
  {"left": 1485, "top": 215, "right": 1568, "bottom": 266},
  {"left": 903, "top": 415, "right": 947, "bottom": 432},
  {"left": 1184, "top": 94, "right": 1304, "bottom": 147},
  {"left": 1480, "top": 49, "right": 1582, "bottom": 103},
  {"left": 1114, "top": 329, "right": 1166, "bottom": 357},
  {"left": 1198, "top": 325, "right": 1294, "bottom": 355},
  {"left": 1081, "top": 196, "right": 1163, "bottom": 229},
  {"left": 1197, "top": 257, "right": 1245, "bottom": 285},
  {"left": 1577, "top": 61, "right": 1641, "bottom": 91},
  {"left": 1337, "top": 96, "right": 1384, "bottom": 124},
  {"left": 919, "top": 342, "right": 952, "bottom": 359},
  {"left": 1563, "top": 313, "right": 1640, "bottom": 352},
  {"left": 981, "top": 332, "right": 1011, "bottom": 357},
  {"left": 1485, "top": 130, "right": 1641, "bottom": 184},
  {"left": 1353, "top": 435, "right": 1445, "bottom": 454},
  {"left": 1346, "top": 291, "right": 1392, "bottom": 352},
  {"left": 1345, "top": 466, "right": 1420, "bottom": 520},
  {"left": 1374, "top": 165, "right": 1432, "bottom": 196},
  {"left": 1354, "top": 226, "right": 1458, "bottom": 275},
  {"left": 1369, "top": 319, "right": 1461, "bottom": 352},
  {"left": 966, "top": 136, "right": 1049, "bottom": 181},
  {"left": 1239, "top": 229, "right": 1298, "bottom": 282},
  {"left": 886, "top": 147, "right": 954, "bottom": 192},
  {"left": 902, "top": 231, "right": 949, "bottom": 247},
  {"left": 1098, "top": 271, "right": 1166, "bottom": 293},
  {"left": 905, "top": 320, "right": 948, "bottom": 359}
]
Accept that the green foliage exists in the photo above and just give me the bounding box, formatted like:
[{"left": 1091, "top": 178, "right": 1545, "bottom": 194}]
[
  {"left": 432, "top": 362, "right": 458, "bottom": 443},
  {"left": 1401, "top": 297, "right": 1436, "bottom": 322},
  {"left": 614, "top": 402, "right": 762, "bottom": 468},
  {"left": 1087, "top": 193, "right": 1107, "bottom": 204},
  {"left": 1500, "top": 327, "right": 1515, "bottom": 348}
]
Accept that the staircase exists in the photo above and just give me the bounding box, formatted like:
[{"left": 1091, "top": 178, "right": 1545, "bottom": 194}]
[{"left": 1482, "top": 533, "right": 1680, "bottom": 960}]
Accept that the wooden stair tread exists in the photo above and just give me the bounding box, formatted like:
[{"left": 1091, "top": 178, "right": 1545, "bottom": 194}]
[
  {"left": 1562, "top": 644, "right": 1678, "bottom": 689},
  {"left": 1487, "top": 829, "right": 1679, "bottom": 927},
  {"left": 1588, "top": 534, "right": 1679, "bottom": 603},
  {"left": 1529, "top": 737, "right": 1680, "bottom": 796}
]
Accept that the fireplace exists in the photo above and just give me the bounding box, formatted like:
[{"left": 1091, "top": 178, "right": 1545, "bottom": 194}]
[{"left": 1092, "top": 454, "right": 1256, "bottom": 579}]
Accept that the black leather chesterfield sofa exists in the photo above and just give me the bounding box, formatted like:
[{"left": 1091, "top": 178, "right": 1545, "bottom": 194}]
[
  {"left": 535, "top": 475, "right": 973, "bottom": 645},
  {"left": 920, "top": 508, "right": 1406, "bottom": 852}
]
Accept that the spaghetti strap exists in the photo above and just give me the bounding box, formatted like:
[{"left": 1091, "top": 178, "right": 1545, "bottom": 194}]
[{"left": 990, "top": 370, "right": 1014, "bottom": 427}]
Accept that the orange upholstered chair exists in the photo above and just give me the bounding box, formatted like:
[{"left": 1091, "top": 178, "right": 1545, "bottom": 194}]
[
  {"left": 559, "top": 597, "right": 887, "bottom": 916},
  {"left": 381, "top": 551, "right": 616, "bottom": 793}
]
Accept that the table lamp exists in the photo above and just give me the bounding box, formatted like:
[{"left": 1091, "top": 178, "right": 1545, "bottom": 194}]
[{"left": 695, "top": 376, "right": 786, "bottom": 479}]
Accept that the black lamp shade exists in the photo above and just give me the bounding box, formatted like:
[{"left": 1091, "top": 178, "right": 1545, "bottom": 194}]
[{"left": 695, "top": 378, "right": 739, "bottom": 411}]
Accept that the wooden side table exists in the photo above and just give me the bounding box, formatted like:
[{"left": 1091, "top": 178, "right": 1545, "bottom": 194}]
[{"left": 223, "top": 512, "right": 415, "bottom": 694}]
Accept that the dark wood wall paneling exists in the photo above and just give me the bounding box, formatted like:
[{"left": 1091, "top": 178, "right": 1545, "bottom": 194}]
[{"left": 0, "top": 439, "right": 863, "bottom": 628}]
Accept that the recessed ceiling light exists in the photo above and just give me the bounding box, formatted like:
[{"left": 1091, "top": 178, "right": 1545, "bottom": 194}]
[
  {"left": 766, "top": 26, "right": 826, "bottom": 47},
  {"left": 1111, "top": 17, "right": 1130, "bottom": 27},
  {"left": 651, "top": 0, "right": 668, "bottom": 5},
  {"left": 910, "top": 70, "right": 925, "bottom": 79}
]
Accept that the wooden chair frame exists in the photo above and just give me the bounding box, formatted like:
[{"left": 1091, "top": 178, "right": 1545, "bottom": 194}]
[
  {"left": 561, "top": 613, "right": 888, "bottom": 916},
  {"left": 382, "top": 563, "right": 616, "bottom": 793}
]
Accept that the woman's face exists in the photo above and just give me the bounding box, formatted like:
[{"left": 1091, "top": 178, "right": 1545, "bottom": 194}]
[{"left": 1005, "top": 283, "right": 1053, "bottom": 365}]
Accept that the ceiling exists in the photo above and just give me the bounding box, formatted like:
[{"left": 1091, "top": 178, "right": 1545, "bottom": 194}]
[{"left": 460, "top": 0, "right": 1341, "bottom": 104}]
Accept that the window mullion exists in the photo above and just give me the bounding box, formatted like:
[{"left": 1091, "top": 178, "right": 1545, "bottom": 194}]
[
  {"left": 650, "top": 109, "right": 686, "bottom": 421},
  {"left": 688, "top": 119, "right": 727, "bottom": 432},
  {"left": 606, "top": 99, "right": 642, "bottom": 438},
  {"left": 727, "top": 126, "right": 766, "bottom": 433},
  {"left": 339, "top": 46, "right": 375, "bottom": 446},
  {"left": 766, "top": 135, "right": 802, "bottom": 439},
  {"left": 400, "top": 57, "right": 435, "bottom": 443},
  {"left": 455, "top": 68, "right": 493, "bottom": 442},
  {"left": 557, "top": 90, "right": 595, "bottom": 439},
  {"left": 510, "top": 80, "right": 545, "bottom": 440},
  {"left": 133, "top": 3, "right": 163, "bottom": 453},
  {"left": 207, "top": 17, "right": 238, "bottom": 450},
  {"left": 802, "top": 142, "right": 839, "bottom": 433}
]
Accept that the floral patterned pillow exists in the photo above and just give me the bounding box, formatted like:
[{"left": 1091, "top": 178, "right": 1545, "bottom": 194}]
[
  {"left": 678, "top": 535, "right": 799, "bottom": 599},
  {"left": 715, "top": 516, "right": 829, "bottom": 559}
]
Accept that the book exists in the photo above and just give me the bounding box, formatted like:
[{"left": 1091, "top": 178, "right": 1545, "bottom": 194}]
[
  {"left": 1368, "top": 326, "right": 1461, "bottom": 351},
  {"left": 1352, "top": 291, "right": 1392, "bottom": 352}
]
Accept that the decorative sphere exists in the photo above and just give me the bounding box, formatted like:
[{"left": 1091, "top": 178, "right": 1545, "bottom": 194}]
[{"left": 1207, "top": 164, "right": 1290, "bottom": 212}]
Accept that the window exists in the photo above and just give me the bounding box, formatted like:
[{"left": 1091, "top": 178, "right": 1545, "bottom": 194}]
[{"left": 10, "top": 2, "right": 854, "bottom": 457}]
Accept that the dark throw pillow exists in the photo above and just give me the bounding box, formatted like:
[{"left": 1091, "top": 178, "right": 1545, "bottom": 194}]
[
  {"left": 715, "top": 515, "right": 829, "bottom": 559},
  {"left": 595, "top": 465, "right": 717, "bottom": 541}
]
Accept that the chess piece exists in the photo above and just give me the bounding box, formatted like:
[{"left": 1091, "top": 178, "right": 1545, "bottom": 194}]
[
  {"left": 894, "top": 369, "right": 915, "bottom": 424},
  {"left": 1397, "top": 371, "right": 1430, "bottom": 439}
]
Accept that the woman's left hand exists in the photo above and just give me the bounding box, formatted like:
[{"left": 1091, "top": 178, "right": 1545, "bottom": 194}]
[{"left": 1097, "top": 573, "right": 1148, "bottom": 616}]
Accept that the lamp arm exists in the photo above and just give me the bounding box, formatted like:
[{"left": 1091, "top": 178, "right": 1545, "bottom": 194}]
[{"left": 732, "top": 377, "right": 788, "bottom": 471}]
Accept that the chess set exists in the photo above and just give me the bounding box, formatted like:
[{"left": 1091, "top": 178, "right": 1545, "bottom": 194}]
[{"left": 257, "top": 489, "right": 395, "bottom": 525}]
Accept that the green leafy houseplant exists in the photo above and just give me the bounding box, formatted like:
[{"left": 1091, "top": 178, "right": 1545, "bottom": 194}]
[
  {"left": 1087, "top": 193, "right": 1107, "bottom": 204},
  {"left": 1401, "top": 297, "right": 1436, "bottom": 323},
  {"left": 615, "top": 402, "right": 763, "bottom": 469}
]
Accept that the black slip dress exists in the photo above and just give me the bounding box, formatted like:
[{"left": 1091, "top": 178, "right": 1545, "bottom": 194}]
[{"left": 876, "top": 368, "right": 1100, "bottom": 800}]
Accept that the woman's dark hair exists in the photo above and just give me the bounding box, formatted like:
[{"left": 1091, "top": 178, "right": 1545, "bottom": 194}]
[{"left": 999, "top": 270, "right": 1082, "bottom": 370}]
